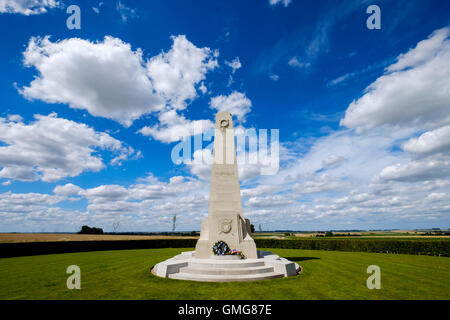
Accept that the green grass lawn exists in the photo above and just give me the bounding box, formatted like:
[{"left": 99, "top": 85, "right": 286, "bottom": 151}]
[{"left": 0, "top": 248, "right": 448, "bottom": 300}]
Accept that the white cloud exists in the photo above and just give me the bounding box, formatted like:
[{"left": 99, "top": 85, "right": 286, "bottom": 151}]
[
  {"left": 146, "top": 35, "right": 218, "bottom": 110},
  {"left": 322, "top": 154, "right": 345, "bottom": 169},
  {"left": 241, "top": 185, "right": 282, "bottom": 197},
  {"left": 293, "top": 173, "right": 351, "bottom": 194},
  {"left": 84, "top": 184, "right": 130, "bottom": 202},
  {"left": 50, "top": 175, "right": 209, "bottom": 223},
  {"left": 198, "top": 82, "right": 207, "bottom": 94},
  {"left": 0, "top": 113, "right": 136, "bottom": 182},
  {"left": 269, "top": 0, "right": 291, "bottom": 7},
  {"left": 92, "top": 1, "right": 103, "bottom": 14},
  {"left": 403, "top": 125, "right": 450, "bottom": 155},
  {"left": 376, "top": 156, "right": 450, "bottom": 183},
  {"left": 187, "top": 148, "right": 213, "bottom": 180},
  {"left": 209, "top": 91, "right": 252, "bottom": 122},
  {"left": 246, "top": 195, "right": 296, "bottom": 208},
  {"left": 425, "top": 192, "right": 446, "bottom": 201},
  {"left": 19, "top": 35, "right": 219, "bottom": 133},
  {"left": 288, "top": 56, "right": 310, "bottom": 69},
  {"left": 20, "top": 36, "right": 164, "bottom": 127},
  {"left": 0, "top": 190, "right": 90, "bottom": 232},
  {"left": 138, "top": 110, "right": 213, "bottom": 143},
  {"left": 341, "top": 27, "right": 450, "bottom": 131},
  {"left": 53, "top": 183, "right": 84, "bottom": 197},
  {"left": 269, "top": 74, "right": 279, "bottom": 81},
  {"left": 328, "top": 73, "right": 352, "bottom": 87},
  {"left": 116, "top": 0, "right": 137, "bottom": 22},
  {"left": 225, "top": 57, "right": 241, "bottom": 73},
  {"left": 0, "top": 0, "right": 60, "bottom": 15}
]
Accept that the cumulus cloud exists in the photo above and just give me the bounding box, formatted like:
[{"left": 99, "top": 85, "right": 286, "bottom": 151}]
[
  {"left": 209, "top": 91, "right": 252, "bottom": 122},
  {"left": 187, "top": 148, "right": 213, "bottom": 180},
  {"left": 375, "top": 156, "right": 450, "bottom": 183},
  {"left": 327, "top": 25, "right": 450, "bottom": 208},
  {"left": 0, "top": 190, "right": 90, "bottom": 232},
  {"left": 138, "top": 110, "right": 213, "bottom": 143},
  {"left": 53, "top": 175, "right": 208, "bottom": 221},
  {"left": 146, "top": 35, "right": 218, "bottom": 110},
  {"left": 53, "top": 183, "right": 84, "bottom": 197},
  {"left": 0, "top": 113, "right": 136, "bottom": 182},
  {"left": 0, "top": 0, "right": 60, "bottom": 15},
  {"left": 20, "top": 36, "right": 163, "bottom": 127},
  {"left": 19, "top": 35, "right": 219, "bottom": 132},
  {"left": 403, "top": 125, "right": 450, "bottom": 156},
  {"left": 341, "top": 27, "right": 450, "bottom": 131}
]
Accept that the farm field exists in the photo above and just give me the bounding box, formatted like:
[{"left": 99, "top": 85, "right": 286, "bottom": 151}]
[
  {"left": 2, "top": 231, "right": 447, "bottom": 244},
  {"left": 0, "top": 233, "right": 198, "bottom": 243},
  {"left": 254, "top": 230, "right": 450, "bottom": 240},
  {"left": 0, "top": 248, "right": 448, "bottom": 300}
]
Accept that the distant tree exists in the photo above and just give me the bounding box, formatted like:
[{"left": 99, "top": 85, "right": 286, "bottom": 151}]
[
  {"left": 250, "top": 224, "right": 255, "bottom": 233},
  {"left": 189, "top": 231, "right": 198, "bottom": 236},
  {"left": 325, "top": 231, "right": 334, "bottom": 237},
  {"left": 78, "top": 225, "right": 103, "bottom": 234}
]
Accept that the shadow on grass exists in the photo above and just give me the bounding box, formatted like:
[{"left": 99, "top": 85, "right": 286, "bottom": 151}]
[{"left": 284, "top": 256, "right": 320, "bottom": 261}]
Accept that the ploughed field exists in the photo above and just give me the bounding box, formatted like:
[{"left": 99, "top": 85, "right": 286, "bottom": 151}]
[{"left": 0, "top": 248, "right": 448, "bottom": 299}]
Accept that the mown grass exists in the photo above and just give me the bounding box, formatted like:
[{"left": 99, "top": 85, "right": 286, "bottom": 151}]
[{"left": 0, "top": 248, "right": 448, "bottom": 300}]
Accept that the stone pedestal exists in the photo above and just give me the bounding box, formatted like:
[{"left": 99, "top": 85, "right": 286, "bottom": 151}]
[{"left": 152, "top": 250, "right": 301, "bottom": 282}]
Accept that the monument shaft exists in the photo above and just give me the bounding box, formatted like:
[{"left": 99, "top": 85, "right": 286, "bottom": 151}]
[{"left": 195, "top": 111, "right": 257, "bottom": 259}]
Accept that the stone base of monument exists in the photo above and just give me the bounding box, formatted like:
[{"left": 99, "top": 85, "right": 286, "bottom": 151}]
[{"left": 152, "top": 250, "right": 300, "bottom": 282}]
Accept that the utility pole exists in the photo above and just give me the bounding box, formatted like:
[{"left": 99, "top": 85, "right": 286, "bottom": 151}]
[{"left": 172, "top": 215, "right": 177, "bottom": 233}]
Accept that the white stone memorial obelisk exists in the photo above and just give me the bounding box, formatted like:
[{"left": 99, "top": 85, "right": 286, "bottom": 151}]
[
  {"left": 152, "top": 111, "right": 299, "bottom": 282},
  {"left": 194, "top": 111, "right": 257, "bottom": 259}
]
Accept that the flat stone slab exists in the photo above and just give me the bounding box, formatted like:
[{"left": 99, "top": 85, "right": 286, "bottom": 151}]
[{"left": 152, "top": 250, "right": 300, "bottom": 282}]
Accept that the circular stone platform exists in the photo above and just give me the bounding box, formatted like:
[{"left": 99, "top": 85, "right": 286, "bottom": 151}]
[{"left": 152, "top": 250, "right": 300, "bottom": 282}]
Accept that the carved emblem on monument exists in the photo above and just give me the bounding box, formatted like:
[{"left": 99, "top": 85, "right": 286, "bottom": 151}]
[
  {"left": 219, "top": 219, "right": 232, "bottom": 234},
  {"left": 220, "top": 119, "right": 229, "bottom": 128}
]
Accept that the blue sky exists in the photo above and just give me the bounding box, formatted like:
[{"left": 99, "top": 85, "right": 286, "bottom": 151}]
[{"left": 0, "top": 0, "right": 449, "bottom": 232}]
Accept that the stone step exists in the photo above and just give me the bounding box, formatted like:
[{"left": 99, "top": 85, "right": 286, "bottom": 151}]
[
  {"left": 169, "top": 271, "right": 284, "bottom": 282},
  {"left": 179, "top": 265, "right": 274, "bottom": 275},
  {"left": 188, "top": 260, "right": 265, "bottom": 269}
]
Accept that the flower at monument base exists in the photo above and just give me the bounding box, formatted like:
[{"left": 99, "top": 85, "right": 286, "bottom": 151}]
[
  {"left": 212, "top": 240, "right": 230, "bottom": 255},
  {"left": 226, "top": 249, "right": 246, "bottom": 259}
]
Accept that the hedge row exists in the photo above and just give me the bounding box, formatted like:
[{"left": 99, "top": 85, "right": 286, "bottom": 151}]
[
  {"left": 0, "top": 239, "right": 197, "bottom": 258},
  {"left": 0, "top": 238, "right": 448, "bottom": 258},
  {"left": 255, "top": 239, "right": 450, "bottom": 257}
]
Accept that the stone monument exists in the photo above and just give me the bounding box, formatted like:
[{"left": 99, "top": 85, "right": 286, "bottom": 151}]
[
  {"left": 153, "top": 111, "right": 300, "bottom": 281},
  {"left": 194, "top": 111, "right": 257, "bottom": 259}
]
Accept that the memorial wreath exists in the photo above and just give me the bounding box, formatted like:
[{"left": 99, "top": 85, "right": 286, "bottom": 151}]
[{"left": 212, "top": 241, "right": 245, "bottom": 259}]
